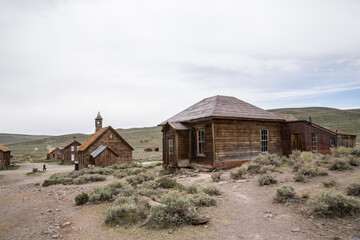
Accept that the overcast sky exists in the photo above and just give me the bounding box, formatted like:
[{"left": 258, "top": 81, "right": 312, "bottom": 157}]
[{"left": 1, "top": 0, "right": 360, "bottom": 135}]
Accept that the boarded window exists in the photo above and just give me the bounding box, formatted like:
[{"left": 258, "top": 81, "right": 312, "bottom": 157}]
[
  {"left": 330, "top": 137, "right": 335, "bottom": 147},
  {"left": 71, "top": 154, "right": 75, "bottom": 161},
  {"left": 71, "top": 146, "right": 75, "bottom": 151},
  {"left": 169, "top": 139, "right": 173, "bottom": 154},
  {"left": 261, "top": 129, "right": 268, "bottom": 152},
  {"left": 312, "top": 133, "right": 318, "bottom": 151},
  {"left": 197, "top": 129, "right": 205, "bottom": 154}
]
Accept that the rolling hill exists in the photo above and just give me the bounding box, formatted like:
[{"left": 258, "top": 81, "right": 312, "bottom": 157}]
[
  {"left": 0, "top": 133, "right": 50, "bottom": 145},
  {"left": 1, "top": 107, "right": 358, "bottom": 161},
  {"left": 268, "top": 107, "right": 360, "bottom": 141}
]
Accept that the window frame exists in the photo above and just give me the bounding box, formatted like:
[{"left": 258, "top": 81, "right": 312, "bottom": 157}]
[
  {"left": 312, "top": 133, "right": 318, "bottom": 151},
  {"left": 197, "top": 129, "right": 205, "bottom": 156},
  {"left": 330, "top": 137, "right": 335, "bottom": 147},
  {"left": 71, "top": 154, "right": 75, "bottom": 161},
  {"left": 71, "top": 146, "right": 75, "bottom": 152},
  {"left": 260, "top": 129, "right": 269, "bottom": 153}
]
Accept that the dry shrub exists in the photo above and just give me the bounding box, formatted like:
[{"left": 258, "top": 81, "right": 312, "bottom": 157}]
[
  {"left": 75, "top": 192, "right": 89, "bottom": 205},
  {"left": 322, "top": 179, "right": 336, "bottom": 188},
  {"left": 202, "top": 186, "right": 221, "bottom": 196},
  {"left": 248, "top": 154, "right": 282, "bottom": 173},
  {"left": 230, "top": 165, "right": 248, "bottom": 179},
  {"left": 329, "top": 158, "right": 354, "bottom": 171},
  {"left": 191, "top": 193, "right": 216, "bottom": 207},
  {"left": 274, "top": 185, "right": 296, "bottom": 203},
  {"left": 314, "top": 192, "right": 359, "bottom": 217},
  {"left": 346, "top": 183, "right": 360, "bottom": 196},
  {"left": 211, "top": 171, "right": 223, "bottom": 182},
  {"left": 259, "top": 174, "right": 277, "bottom": 186}
]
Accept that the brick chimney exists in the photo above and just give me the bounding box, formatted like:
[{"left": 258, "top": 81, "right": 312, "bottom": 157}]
[{"left": 73, "top": 136, "right": 76, "bottom": 142}]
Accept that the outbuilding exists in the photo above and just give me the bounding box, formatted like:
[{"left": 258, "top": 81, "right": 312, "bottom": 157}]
[{"left": 0, "top": 144, "right": 11, "bottom": 169}]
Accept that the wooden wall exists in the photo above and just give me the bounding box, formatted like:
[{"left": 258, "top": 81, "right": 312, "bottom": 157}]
[
  {"left": 79, "top": 128, "right": 132, "bottom": 169},
  {"left": 190, "top": 120, "right": 214, "bottom": 167},
  {"left": 178, "top": 131, "right": 190, "bottom": 160},
  {"left": 337, "top": 135, "right": 356, "bottom": 148},
  {"left": 47, "top": 149, "right": 61, "bottom": 161},
  {"left": 162, "top": 125, "right": 175, "bottom": 167},
  {"left": 213, "top": 119, "right": 282, "bottom": 169},
  {"left": 63, "top": 142, "right": 81, "bottom": 164},
  {"left": 282, "top": 122, "right": 336, "bottom": 156},
  {"left": 0, "top": 151, "right": 11, "bottom": 169},
  {"left": 94, "top": 148, "right": 118, "bottom": 168}
]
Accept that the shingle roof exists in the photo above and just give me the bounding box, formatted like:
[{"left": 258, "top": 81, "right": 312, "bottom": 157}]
[
  {"left": 159, "top": 95, "right": 284, "bottom": 125},
  {"left": 78, "top": 127, "right": 109, "bottom": 151},
  {"left": 48, "top": 147, "right": 60, "bottom": 154},
  {"left": 78, "top": 126, "right": 134, "bottom": 152},
  {"left": 0, "top": 144, "right": 11, "bottom": 152},
  {"left": 168, "top": 122, "right": 191, "bottom": 130}
]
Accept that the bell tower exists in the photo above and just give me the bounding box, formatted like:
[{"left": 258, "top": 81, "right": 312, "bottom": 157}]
[{"left": 95, "top": 112, "right": 103, "bottom": 132}]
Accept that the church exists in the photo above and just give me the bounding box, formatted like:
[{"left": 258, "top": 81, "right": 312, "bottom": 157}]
[{"left": 76, "top": 113, "right": 133, "bottom": 170}]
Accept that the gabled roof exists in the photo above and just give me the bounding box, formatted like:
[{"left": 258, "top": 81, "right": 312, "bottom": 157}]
[
  {"left": 168, "top": 122, "right": 191, "bottom": 130},
  {"left": 48, "top": 147, "right": 60, "bottom": 154},
  {"left": 159, "top": 95, "right": 284, "bottom": 125},
  {"left": 286, "top": 120, "right": 356, "bottom": 137},
  {"left": 0, "top": 144, "right": 11, "bottom": 152},
  {"left": 90, "top": 145, "right": 119, "bottom": 158},
  {"left": 63, "top": 140, "right": 81, "bottom": 149},
  {"left": 78, "top": 126, "right": 134, "bottom": 152}
]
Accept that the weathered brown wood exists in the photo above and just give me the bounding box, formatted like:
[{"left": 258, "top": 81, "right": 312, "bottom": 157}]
[
  {"left": 0, "top": 144, "right": 11, "bottom": 169},
  {"left": 62, "top": 138, "right": 81, "bottom": 164}
]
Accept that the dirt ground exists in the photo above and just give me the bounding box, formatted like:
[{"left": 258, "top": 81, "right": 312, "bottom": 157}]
[{"left": 1, "top": 163, "right": 359, "bottom": 240}]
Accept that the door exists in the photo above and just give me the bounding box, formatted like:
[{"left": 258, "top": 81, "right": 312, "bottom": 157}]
[{"left": 291, "top": 133, "right": 302, "bottom": 151}]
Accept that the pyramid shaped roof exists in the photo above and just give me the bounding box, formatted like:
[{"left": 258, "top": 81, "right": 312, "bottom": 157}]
[{"left": 159, "top": 95, "right": 284, "bottom": 125}]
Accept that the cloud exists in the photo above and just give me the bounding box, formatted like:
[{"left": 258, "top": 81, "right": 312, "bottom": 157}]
[{"left": 0, "top": 0, "right": 359, "bottom": 134}]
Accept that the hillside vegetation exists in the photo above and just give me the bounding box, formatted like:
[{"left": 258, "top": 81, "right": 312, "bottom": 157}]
[
  {"left": 0, "top": 133, "right": 50, "bottom": 145},
  {"left": 269, "top": 107, "right": 360, "bottom": 142}
]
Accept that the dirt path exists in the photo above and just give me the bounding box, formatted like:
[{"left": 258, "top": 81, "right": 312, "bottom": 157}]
[{"left": 0, "top": 164, "right": 359, "bottom": 240}]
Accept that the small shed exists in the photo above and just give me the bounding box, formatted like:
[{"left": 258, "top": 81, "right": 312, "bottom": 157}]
[
  {"left": 144, "top": 145, "right": 159, "bottom": 152},
  {"left": 90, "top": 145, "right": 119, "bottom": 168},
  {"left": 0, "top": 144, "right": 11, "bottom": 169},
  {"left": 47, "top": 147, "right": 61, "bottom": 161}
]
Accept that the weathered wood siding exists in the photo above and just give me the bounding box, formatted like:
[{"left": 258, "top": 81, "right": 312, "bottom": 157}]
[
  {"left": 337, "top": 135, "right": 356, "bottom": 148},
  {"left": 190, "top": 120, "right": 213, "bottom": 167},
  {"left": 162, "top": 125, "right": 176, "bottom": 167},
  {"left": 213, "top": 119, "right": 282, "bottom": 169},
  {"left": 63, "top": 142, "right": 81, "bottom": 164},
  {"left": 94, "top": 148, "right": 118, "bottom": 168},
  {"left": 47, "top": 149, "right": 61, "bottom": 161},
  {"left": 282, "top": 122, "right": 336, "bottom": 156},
  {"left": 0, "top": 151, "right": 11, "bottom": 169},
  {"left": 79, "top": 128, "right": 132, "bottom": 169},
  {"left": 178, "top": 131, "right": 190, "bottom": 160}
]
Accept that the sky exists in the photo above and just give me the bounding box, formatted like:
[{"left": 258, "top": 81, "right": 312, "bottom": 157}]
[{"left": 0, "top": 0, "right": 360, "bottom": 135}]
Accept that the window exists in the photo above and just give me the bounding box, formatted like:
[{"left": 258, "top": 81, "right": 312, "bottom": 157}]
[
  {"left": 71, "top": 146, "right": 75, "bottom": 151},
  {"left": 261, "top": 129, "right": 268, "bottom": 152},
  {"left": 52, "top": 153, "right": 55, "bottom": 158},
  {"left": 312, "top": 133, "right": 318, "bottom": 151},
  {"left": 330, "top": 137, "right": 335, "bottom": 147},
  {"left": 77, "top": 146, "right": 79, "bottom": 149},
  {"left": 71, "top": 154, "right": 75, "bottom": 161},
  {"left": 168, "top": 139, "right": 173, "bottom": 154},
  {"left": 197, "top": 129, "right": 205, "bottom": 155}
]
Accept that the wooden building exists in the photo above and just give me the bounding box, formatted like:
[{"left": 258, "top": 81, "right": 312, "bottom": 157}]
[
  {"left": 159, "top": 95, "right": 357, "bottom": 170},
  {"left": 47, "top": 147, "right": 61, "bottom": 161},
  {"left": 0, "top": 144, "right": 11, "bottom": 169},
  {"left": 77, "top": 114, "right": 133, "bottom": 170},
  {"left": 159, "top": 95, "right": 285, "bottom": 170},
  {"left": 62, "top": 137, "right": 81, "bottom": 164}
]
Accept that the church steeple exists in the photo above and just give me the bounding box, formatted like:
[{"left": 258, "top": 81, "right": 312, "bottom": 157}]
[{"left": 95, "top": 112, "right": 103, "bottom": 132}]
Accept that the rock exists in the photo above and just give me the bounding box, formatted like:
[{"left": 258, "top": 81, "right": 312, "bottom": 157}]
[
  {"left": 238, "top": 235, "right": 246, "bottom": 239},
  {"left": 264, "top": 213, "right": 273, "bottom": 218},
  {"left": 52, "top": 234, "right": 59, "bottom": 239},
  {"left": 194, "top": 169, "right": 200, "bottom": 173},
  {"left": 236, "top": 180, "right": 246, "bottom": 183},
  {"left": 315, "top": 223, "right": 323, "bottom": 229},
  {"left": 168, "top": 229, "right": 174, "bottom": 234},
  {"left": 48, "top": 209, "right": 52, "bottom": 212},
  {"left": 56, "top": 208, "right": 60, "bottom": 212},
  {"left": 191, "top": 215, "right": 210, "bottom": 225},
  {"left": 291, "top": 228, "right": 301, "bottom": 232},
  {"left": 61, "top": 221, "right": 71, "bottom": 228},
  {"left": 265, "top": 210, "right": 271, "bottom": 214}
]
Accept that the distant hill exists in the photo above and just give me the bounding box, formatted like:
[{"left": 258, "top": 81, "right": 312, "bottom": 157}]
[
  {"left": 2, "top": 126, "right": 162, "bottom": 161},
  {"left": 269, "top": 107, "right": 360, "bottom": 141},
  {"left": 0, "top": 133, "right": 50, "bottom": 145}
]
